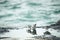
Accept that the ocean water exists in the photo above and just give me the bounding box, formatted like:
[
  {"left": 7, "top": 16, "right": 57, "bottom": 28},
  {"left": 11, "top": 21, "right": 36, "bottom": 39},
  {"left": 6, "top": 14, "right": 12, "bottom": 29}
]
[{"left": 0, "top": 0, "right": 60, "bottom": 27}]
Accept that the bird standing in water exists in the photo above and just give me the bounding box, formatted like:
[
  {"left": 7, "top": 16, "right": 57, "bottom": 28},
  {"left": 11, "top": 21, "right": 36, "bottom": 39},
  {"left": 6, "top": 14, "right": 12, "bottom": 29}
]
[
  {"left": 31, "top": 24, "right": 37, "bottom": 35},
  {"left": 27, "top": 24, "right": 37, "bottom": 35}
]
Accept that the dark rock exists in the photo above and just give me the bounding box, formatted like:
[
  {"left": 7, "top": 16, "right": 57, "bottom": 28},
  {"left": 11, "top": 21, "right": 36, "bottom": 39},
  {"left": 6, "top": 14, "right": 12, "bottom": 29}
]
[
  {"left": 0, "top": 37, "right": 10, "bottom": 39},
  {"left": 44, "top": 31, "right": 51, "bottom": 35}
]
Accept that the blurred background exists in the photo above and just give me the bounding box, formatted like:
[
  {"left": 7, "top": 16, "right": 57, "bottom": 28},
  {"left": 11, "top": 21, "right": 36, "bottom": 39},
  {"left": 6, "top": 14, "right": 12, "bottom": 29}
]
[{"left": 0, "top": 0, "right": 60, "bottom": 40}]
